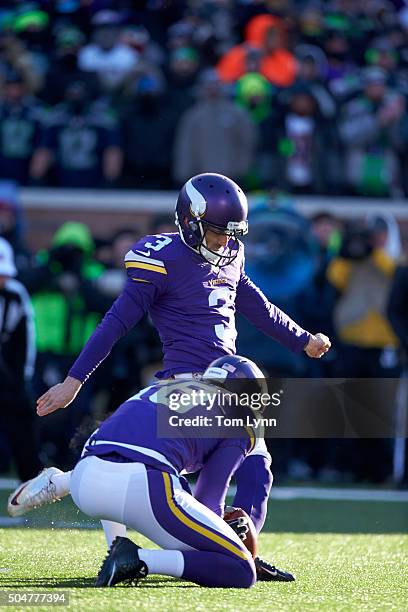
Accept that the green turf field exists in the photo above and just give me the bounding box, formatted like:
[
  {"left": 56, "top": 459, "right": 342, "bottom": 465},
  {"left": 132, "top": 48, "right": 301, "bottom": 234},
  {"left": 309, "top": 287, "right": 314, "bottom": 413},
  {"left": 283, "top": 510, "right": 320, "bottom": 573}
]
[
  {"left": 0, "top": 529, "right": 406, "bottom": 611},
  {"left": 0, "top": 494, "right": 407, "bottom": 611}
]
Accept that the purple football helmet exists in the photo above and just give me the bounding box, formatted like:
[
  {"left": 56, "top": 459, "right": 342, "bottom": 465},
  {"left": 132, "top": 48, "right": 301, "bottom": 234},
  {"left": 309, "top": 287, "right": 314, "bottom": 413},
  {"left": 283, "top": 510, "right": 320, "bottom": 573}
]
[
  {"left": 203, "top": 355, "right": 267, "bottom": 397},
  {"left": 175, "top": 173, "right": 248, "bottom": 267}
]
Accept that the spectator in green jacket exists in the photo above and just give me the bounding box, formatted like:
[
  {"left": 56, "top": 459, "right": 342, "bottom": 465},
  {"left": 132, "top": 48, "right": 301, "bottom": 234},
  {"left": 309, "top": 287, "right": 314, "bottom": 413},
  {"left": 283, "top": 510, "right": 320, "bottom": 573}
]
[{"left": 21, "top": 221, "right": 112, "bottom": 468}]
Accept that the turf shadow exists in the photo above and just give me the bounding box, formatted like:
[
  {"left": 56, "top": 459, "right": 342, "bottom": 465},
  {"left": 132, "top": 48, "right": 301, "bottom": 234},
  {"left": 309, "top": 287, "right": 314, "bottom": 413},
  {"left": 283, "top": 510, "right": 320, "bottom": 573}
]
[
  {"left": 0, "top": 577, "right": 95, "bottom": 588},
  {"left": 0, "top": 576, "right": 197, "bottom": 589}
]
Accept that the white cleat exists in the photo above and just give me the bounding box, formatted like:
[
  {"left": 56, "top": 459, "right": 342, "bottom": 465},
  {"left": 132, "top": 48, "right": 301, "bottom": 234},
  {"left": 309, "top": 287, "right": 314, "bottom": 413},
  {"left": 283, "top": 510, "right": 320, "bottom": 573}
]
[{"left": 7, "top": 467, "right": 63, "bottom": 517}]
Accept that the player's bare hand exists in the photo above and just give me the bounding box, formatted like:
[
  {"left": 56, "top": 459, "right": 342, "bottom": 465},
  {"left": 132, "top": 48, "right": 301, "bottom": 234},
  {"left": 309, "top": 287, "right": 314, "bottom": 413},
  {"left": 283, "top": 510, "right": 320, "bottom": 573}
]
[
  {"left": 37, "top": 376, "right": 82, "bottom": 416},
  {"left": 304, "top": 333, "right": 331, "bottom": 358}
]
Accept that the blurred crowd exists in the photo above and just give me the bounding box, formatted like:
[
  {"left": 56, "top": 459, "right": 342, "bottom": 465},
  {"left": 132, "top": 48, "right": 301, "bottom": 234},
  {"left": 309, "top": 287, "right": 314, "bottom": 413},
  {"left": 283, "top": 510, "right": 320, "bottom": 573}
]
[
  {"left": 0, "top": 0, "right": 408, "bottom": 195},
  {"left": 0, "top": 186, "right": 407, "bottom": 484}
]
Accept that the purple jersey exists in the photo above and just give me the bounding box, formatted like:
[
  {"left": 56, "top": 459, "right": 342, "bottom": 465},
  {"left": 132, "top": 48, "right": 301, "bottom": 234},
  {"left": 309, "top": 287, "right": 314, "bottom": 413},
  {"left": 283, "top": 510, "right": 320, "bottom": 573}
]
[
  {"left": 82, "top": 380, "right": 255, "bottom": 516},
  {"left": 69, "top": 233, "right": 310, "bottom": 381}
]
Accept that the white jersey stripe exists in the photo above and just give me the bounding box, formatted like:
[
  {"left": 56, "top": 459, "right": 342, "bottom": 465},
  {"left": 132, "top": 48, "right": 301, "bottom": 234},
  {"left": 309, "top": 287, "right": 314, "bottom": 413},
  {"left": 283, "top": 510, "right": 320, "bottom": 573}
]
[
  {"left": 124, "top": 250, "right": 165, "bottom": 267},
  {"left": 90, "top": 440, "right": 178, "bottom": 473}
]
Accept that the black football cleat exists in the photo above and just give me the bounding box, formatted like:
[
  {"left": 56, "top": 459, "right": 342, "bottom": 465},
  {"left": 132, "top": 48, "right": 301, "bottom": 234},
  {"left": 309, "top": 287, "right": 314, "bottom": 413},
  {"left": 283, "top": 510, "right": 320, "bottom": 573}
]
[
  {"left": 95, "top": 536, "right": 149, "bottom": 587},
  {"left": 255, "top": 556, "right": 295, "bottom": 582}
]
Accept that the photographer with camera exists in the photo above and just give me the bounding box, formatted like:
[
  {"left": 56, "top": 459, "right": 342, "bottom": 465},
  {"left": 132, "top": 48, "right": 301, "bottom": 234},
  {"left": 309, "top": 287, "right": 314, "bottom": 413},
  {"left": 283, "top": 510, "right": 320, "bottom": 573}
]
[
  {"left": 327, "top": 214, "right": 401, "bottom": 482},
  {"left": 327, "top": 214, "right": 401, "bottom": 378},
  {"left": 21, "top": 222, "right": 111, "bottom": 468}
]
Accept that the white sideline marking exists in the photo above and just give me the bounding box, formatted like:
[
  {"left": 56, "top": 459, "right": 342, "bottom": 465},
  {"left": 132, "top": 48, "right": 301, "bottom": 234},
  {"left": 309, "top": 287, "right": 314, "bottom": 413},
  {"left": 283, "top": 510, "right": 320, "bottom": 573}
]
[
  {"left": 0, "top": 518, "right": 98, "bottom": 528},
  {"left": 0, "top": 517, "right": 25, "bottom": 526},
  {"left": 1, "top": 476, "right": 407, "bottom": 502},
  {"left": 20, "top": 188, "right": 408, "bottom": 218},
  {"left": 269, "top": 487, "right": 408, "bottom": 503},
  {"left": 0, "top": 478, "right": 19, "bottom": 489},
  {"left": 226, "top": 485, "right": 408, "bottom": 503}
]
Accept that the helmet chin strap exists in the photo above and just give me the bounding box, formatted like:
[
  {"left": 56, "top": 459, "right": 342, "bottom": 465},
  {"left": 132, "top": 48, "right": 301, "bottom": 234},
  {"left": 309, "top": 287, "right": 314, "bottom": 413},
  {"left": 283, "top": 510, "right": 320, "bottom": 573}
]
[
  {"left": 177, "top": 213, "right": 239, "bottom": 267},
  {"left": 176, "top": 214, "right": 221, "bottom": 265},
  {"left": 201, "top": 235, "right": 224, "bottom": 266}
]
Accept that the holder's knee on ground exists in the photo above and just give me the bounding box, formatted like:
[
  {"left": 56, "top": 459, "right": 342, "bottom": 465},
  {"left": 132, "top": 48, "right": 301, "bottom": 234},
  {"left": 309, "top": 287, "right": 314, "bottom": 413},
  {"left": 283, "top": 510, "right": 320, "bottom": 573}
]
[{"left": 182, "top": 550, "right": 256, "bottom": 588}]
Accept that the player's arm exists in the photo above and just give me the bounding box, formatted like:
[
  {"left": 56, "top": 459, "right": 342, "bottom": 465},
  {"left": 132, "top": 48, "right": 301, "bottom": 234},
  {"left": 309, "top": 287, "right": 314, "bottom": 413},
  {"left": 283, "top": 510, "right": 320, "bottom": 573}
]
[
  {"left": 36, "top": 283, "right": 157, "bottom": 415},
  {"left": 232, "top": 453, "right": 272, "bottom": 534},
  {"left": 193, "top": 443, "right": 247, "bottom": 517},
  {"left": 37, "top": 238, "right": 169, "bottom": 416},
  {"left": 236, "top": 268, "right": 330, "bottom": 358}
]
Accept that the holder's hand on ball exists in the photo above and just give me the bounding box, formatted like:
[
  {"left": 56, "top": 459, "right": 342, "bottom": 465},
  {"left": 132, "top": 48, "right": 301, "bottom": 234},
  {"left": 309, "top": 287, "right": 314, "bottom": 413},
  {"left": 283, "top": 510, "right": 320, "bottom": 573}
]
[
  {"left": 224, "top": 506, "right": 250, "bottom": 541},
  {"left": 223, "top": 507, "right": 257, "bottom": 557}
]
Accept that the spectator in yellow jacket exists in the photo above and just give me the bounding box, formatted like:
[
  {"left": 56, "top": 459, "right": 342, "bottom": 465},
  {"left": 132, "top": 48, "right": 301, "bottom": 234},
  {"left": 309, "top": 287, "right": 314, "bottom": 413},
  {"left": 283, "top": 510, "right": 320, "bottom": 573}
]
[{"left": 327, "top": 214, "right": 400, "bottom": 377}]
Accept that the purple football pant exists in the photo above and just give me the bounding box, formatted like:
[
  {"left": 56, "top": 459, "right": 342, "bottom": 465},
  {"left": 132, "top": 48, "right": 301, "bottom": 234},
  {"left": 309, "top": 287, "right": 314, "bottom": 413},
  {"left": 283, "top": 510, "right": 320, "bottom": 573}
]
[{"left": 71, "top": 456, "right": 255, "bottom": 588}]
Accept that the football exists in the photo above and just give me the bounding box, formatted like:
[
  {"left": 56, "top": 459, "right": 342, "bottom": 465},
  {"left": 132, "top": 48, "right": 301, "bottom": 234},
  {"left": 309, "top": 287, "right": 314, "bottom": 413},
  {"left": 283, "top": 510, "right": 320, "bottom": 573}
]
[{"left": 224, "top": 507, "right": 258, "bottom": 558}]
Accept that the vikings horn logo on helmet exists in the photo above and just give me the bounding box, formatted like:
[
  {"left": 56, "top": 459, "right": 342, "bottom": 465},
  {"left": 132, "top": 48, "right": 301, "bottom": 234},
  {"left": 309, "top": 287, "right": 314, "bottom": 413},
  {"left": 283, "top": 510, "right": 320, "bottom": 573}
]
[{"left": 186, "top": 179, "right": 207, "bottom": 218}]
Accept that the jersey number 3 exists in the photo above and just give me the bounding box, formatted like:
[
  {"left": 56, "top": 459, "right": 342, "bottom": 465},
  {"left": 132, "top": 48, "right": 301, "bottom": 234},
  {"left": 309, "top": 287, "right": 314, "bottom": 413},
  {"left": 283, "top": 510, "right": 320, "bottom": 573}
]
[
  {"left": 136, "top": 235, "right": 172, "bottom": 257},
  {"left": 208, "top": 287, "right": 235, "bottom": 344}
]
